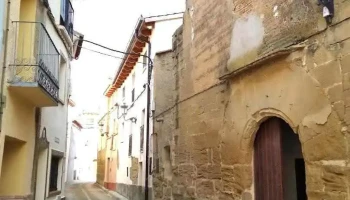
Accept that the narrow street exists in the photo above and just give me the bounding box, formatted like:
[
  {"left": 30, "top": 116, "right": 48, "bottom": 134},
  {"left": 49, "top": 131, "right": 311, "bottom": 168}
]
[{"left": 65, "top": 182, "right": 121, "bottom": 200}]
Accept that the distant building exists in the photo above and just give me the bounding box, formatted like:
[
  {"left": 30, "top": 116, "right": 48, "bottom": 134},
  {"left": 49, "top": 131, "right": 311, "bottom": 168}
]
[
  {"left": 99, "top": 14, "right": 182, "bottom": 200},
  {"left": 66, "top": 119, "right": 83, "bottom": 183},
  {"left": 73, "top": 111, "right": 99, "bottom": 182}
]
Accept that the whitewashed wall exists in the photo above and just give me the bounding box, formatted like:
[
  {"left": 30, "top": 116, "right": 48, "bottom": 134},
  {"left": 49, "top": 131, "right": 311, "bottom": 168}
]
[{"left": 115, "top": 18, "right": 182, "bottom": 187}]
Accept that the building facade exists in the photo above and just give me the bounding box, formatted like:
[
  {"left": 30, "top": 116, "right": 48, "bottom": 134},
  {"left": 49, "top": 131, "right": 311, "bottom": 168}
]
[
  {"left": 0, "top": 0, "right": 82, "bottom": 199},
  {"left": 152, "top": 0, "right": 350, "bottom": 200},
  {"left": 100, "top": 15, "right": 182, "bottom": 199},
  {"left": 65, "top": 99, "right": 82, "bottom": 183},
  {"left": 74, "top": 111, "right": 99, "bottom": 182}
]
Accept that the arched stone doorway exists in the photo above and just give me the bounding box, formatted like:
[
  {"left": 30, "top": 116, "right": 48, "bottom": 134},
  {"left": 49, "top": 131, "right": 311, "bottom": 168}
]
[{"left": 254, "top": 117, "right": 306, "bottom": 200}]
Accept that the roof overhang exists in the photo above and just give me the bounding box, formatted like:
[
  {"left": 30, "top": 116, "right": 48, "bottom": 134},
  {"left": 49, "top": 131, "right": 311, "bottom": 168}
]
[{"left": 105, "top": 17, "right": 155, "bottom": 97}]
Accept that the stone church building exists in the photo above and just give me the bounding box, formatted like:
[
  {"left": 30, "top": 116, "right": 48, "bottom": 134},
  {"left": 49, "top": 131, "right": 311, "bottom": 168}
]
[{"left": 152, "top": 0, "right": 350, "bottom": 199}]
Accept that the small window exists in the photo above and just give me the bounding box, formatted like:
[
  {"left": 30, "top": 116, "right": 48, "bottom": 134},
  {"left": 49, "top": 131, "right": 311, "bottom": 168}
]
[
  {"left": 126, "top": 167, "right": 129, "bottom": 177},
  {"left": 110, "top": 135, "right": 115, "bottom": 150},
  {"left": 122, "top": 87, "right": 125, "bottom": 99},
  {"left": 131, "top": 73, "right": 136, "bottom": 102},
  {"left": 128, "top": 134, "right": 132, "bottom": 156},
  {"left": 59, "top": 55, "right": 67, "bottom": 102},
  {"left": 140, "top": 125, "right": 144, "bottom": 152},
  {"left": 149, "top": 157, "right": 152, "bottom": 175}
]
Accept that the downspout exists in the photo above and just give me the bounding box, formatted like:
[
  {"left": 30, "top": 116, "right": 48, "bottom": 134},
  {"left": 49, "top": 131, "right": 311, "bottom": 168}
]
[
  {"left": 0, "top": 0, "right": 11, "bottom": 131},
  {"left": 32, "top": 108, "right": 41, "bottom": 200},
  {"left": 135, "top": 19, "right": 152, "bottom": 200},
  {"left": 44, "top": 144, "right": 50, "bottom": 199}
]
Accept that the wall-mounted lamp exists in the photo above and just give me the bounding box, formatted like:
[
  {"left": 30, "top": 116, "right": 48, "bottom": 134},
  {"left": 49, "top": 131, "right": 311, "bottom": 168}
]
[
  {"left": 120, "top": 103, "right": 128, "bottom": 115},
  {"left": 127, "top": 117, "right": 137, "bottom": 123},
  {"left": 99, "top": 123, "right": 104, "bottom": 136}
]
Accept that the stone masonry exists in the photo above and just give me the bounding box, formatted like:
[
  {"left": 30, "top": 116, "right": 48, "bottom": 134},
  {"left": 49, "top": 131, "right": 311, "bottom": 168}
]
[{"left": 153, "top": 0, "right": 350, "bottom": 199}]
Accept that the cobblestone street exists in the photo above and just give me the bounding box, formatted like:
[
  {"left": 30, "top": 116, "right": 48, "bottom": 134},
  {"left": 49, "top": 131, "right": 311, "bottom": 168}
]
[{"left": 65, "top": 182, "right": 122, "bottom": 200}]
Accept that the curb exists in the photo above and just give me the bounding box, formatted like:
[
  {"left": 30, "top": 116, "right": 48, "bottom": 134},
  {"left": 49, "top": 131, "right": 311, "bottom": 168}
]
[{"left": 95, "top": 183, "right": 128, "bottom": 200}]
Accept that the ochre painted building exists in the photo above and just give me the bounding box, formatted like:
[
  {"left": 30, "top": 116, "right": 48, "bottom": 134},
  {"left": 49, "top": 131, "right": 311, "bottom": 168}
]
[
  {"left": 153, "top": 0, "right": 350, "bottom": 199},
  {"left": 0, "top": 0, "right": 81, "bottom": 199}
]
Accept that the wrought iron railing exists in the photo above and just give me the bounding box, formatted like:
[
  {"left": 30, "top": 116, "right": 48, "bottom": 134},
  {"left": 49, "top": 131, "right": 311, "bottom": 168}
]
[{"left": 10, "top": 21, "right": 59, "bottom": 100}]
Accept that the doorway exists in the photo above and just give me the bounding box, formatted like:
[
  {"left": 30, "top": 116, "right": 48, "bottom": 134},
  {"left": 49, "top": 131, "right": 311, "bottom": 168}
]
[
  {"left": 254, "top": 118, "right": 307, "bottom": 200},
  {"left": 49, "top": 155, "right": 60, "bottom": 192}
]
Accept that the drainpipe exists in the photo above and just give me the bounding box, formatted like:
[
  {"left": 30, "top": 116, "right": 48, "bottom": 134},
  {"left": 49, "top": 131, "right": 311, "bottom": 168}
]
[
  {"left": 44, "top": 144, "right": 50, "bottom": 199},
  {"left": 135, "top": 19, "right": 152, "bottom": 200},
  {"left": 32, "top": 108, "right": 41, "bottom": 200},
  {"left": 0, "top": 0, "right": 11, "bottom": 131}
]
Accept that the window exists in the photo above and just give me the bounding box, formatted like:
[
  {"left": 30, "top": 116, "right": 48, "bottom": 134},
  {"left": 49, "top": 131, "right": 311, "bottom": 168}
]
[
  {"left": 60, "top": 0, "right": 74, "bottom": 39},
  {"left": 131, "top": 73, "right": 136, "bottom": 102},
  {"left": 126, "top": 167, "right": 129, "bottom": 177},
  {"left": 128, "top": 134, "right": 132, "bottom": 157},
  {"left": 110, "top": 135, "right": 115, "bottom": 150},
  {"left": 59, "top": 55, "right": 67, "bottom": 102},
  {"left": 122, "top": 87, "right": 125, "bottom": 100},
  {"left": 49, "top": 155, "right": 63, "bottom": 192},
  {"left": 149, "top": 157, "right": 152, "bottom": 175},
  {"left": 140, "top": 109, "right": 145, "bottom": 152},
  {"left": 140, "top": 125, "right": 144, "bottom": 152},
  {"left": 143, "top": 51, "right": 148, "bottom": 69}
]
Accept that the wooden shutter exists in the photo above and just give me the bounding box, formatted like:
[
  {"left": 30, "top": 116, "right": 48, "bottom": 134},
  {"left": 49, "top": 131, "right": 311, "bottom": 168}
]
[{"left": 254, "top": 118, "right": 284, "bottom": 200}]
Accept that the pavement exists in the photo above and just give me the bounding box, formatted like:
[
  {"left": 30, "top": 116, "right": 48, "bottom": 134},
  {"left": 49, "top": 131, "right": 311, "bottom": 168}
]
[{"left": 65, "top": 182, "right": 127, "bottom": 200}]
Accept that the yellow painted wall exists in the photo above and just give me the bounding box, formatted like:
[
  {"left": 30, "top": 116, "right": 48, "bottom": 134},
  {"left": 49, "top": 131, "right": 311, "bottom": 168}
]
[
  {"left": 0, "top": 1, "right": 38, "bottom": 194},
  {"left": 0, "top": 92, "right": 35, "bottom": 195},
  {"left": 16, "top": 0, "right": 38, "bottom": 81},
  {"left": 0, "top": 137, "right": 26, "bottom": 195}
]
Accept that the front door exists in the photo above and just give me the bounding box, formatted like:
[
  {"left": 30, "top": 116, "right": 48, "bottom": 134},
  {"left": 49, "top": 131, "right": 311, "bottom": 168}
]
[{"left": 254, "top": 118, "right": 284, "bottom": 200}]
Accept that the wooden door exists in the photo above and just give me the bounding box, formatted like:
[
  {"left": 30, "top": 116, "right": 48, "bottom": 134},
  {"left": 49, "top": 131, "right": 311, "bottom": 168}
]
[{"left": 254, "top": 118, "right": 284, "bottom": 200}]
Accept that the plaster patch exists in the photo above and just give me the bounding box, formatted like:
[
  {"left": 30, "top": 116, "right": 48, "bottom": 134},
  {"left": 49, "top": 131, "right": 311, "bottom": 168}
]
[
  {"left": 302, "top": 104, "right": 332, "bottom": 127},
  {"left": 228, "top": 13, "right": 264, "bottom": 71},
  {"left": 273, "top": 6, "right": 279, "bottom": 17}
]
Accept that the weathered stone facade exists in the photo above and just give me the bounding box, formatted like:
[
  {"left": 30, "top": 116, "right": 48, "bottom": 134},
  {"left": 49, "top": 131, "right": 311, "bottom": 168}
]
[{"left": 153, "top": 0, "right": 350, "bottom": 199}]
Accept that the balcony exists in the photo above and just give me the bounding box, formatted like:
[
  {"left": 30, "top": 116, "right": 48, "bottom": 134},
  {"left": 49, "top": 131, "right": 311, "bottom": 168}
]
[{"left": 8, "top": 21, "right": 59, "bottom": 107}]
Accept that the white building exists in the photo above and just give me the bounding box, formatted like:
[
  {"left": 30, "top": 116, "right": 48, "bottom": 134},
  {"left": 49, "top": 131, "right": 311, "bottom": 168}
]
[
  {"left": 65, "top": 98, "right": 82, "bottom": 183},
  {"left": 103, "top": 14, "right": 182, "bottom": 199},
  {"left": 34, "top": 1, "right": 83, "bottom": 199},
  {"left": 73, "top": 111, "right": 99, "bottom": 182}
]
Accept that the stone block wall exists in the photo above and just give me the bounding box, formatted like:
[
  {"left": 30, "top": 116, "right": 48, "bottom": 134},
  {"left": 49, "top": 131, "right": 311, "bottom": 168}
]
[
  {"left": 152, "top": 0, "right": 350, "bottom": 199},
  {"left": 116, "top": 184, "right": 152, "bottom": 200}
]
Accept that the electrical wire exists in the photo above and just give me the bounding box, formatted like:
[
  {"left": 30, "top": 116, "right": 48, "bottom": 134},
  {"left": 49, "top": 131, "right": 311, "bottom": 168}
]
[
  {"left": 81, "top": 39, "right": 153, "bottom": 64},
  {"left": 144, "top": 11, "right": 184, "bottom": 19},
  {"left": 79, "top": 46, "right": 144, "bottom": 64}
]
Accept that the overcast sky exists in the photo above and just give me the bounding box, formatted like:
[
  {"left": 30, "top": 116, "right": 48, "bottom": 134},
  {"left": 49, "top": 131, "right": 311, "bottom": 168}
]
[{"left": 70, "top": 0, "right": 185, "bottom": 113}]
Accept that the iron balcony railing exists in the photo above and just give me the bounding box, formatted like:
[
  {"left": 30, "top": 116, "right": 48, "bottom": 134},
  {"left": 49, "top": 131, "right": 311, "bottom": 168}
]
[{"left": 10, "top": 21, "right": 59, "bottom": 100}]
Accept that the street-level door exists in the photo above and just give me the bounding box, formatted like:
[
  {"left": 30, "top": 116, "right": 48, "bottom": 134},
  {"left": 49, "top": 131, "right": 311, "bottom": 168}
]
[{"left": 254, "top": 117, "right": 307, "bottom": 200}]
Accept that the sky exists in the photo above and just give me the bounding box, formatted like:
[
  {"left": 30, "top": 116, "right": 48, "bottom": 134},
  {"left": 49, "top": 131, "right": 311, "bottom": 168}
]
[{"left": 70, "top": 0, "right": 186, "bottom": 114}]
